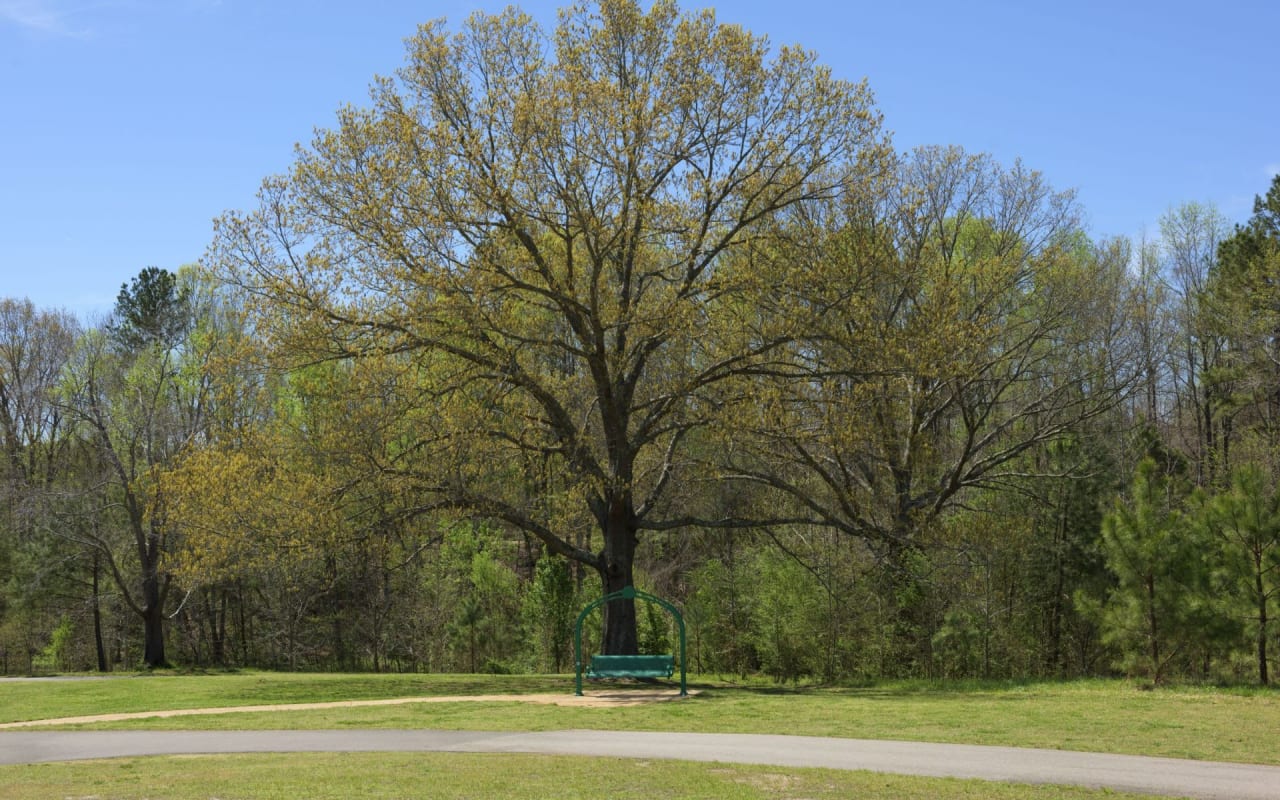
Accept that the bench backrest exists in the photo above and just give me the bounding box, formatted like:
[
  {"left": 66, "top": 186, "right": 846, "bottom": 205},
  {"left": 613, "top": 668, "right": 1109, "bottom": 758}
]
[{"left": 591, "top": 654, "right": 673, "bottom": 670}]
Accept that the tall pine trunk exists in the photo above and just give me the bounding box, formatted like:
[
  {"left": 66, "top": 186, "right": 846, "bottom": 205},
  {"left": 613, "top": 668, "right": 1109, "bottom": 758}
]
[
  {"left": 1256, "top": 556, "right": 1269, "bottom": 685},
  {"left": 1145, "top": 574, "right": 1161, "bottom": 684}
]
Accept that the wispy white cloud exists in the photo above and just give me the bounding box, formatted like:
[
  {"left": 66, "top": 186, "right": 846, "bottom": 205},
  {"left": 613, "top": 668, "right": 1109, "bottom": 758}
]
[
  {"left": 2, "top": 1, "right": 213, "bottom": 39},
  {"left": 0, "top": 0, "right": 90, "bottom": 37}
]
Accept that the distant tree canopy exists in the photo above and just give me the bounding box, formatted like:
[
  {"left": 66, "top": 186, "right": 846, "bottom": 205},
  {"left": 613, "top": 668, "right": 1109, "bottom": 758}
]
[{"left": 108, "top": 266, "right": 191, "bottom": 352}]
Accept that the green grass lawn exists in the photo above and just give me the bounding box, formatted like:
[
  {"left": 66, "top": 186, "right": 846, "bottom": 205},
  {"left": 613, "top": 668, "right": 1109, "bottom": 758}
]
[
  {"left": 4, "top": 673, "right": 1276, "bottom": 765},
  {"left": 0, "top": 671, "right": 566, "bottom": 722},
  {"left": 1, "top": 672, "right": 1275, "bottom": 800}
]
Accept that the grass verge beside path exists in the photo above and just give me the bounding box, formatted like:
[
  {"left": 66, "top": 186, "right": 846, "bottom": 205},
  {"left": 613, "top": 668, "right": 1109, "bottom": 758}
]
[
  {"left": 0, "top": 752, "right": 1174, "bottom": 800},
  {"left": 0, "top": 672, "right": 564, "bottom": 722},
  {"left": 3, "top": 673, "right": 1278, "bottom": 765}
]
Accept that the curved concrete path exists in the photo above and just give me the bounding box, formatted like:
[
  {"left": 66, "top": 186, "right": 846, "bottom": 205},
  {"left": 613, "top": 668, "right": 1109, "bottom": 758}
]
[{"left": 4, "top": 729, "right": 1280, "bottom": 799}]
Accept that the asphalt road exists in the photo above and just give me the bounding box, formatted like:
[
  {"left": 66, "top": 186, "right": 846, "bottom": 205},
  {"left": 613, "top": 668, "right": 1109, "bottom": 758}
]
[{"left": 3, "top": 729, "right": 1280, "bottom": 799}]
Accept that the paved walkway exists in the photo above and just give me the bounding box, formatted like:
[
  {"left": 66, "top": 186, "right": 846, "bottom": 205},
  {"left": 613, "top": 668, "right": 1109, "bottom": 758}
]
[{"left": 3, "top": 729, "right": 1280, "bottom": 799}]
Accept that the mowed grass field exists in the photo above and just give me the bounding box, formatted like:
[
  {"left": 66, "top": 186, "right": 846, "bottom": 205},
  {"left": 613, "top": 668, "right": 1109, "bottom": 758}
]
[{"left": 2, "top": 672, "right": 1277, "bottom": 799}]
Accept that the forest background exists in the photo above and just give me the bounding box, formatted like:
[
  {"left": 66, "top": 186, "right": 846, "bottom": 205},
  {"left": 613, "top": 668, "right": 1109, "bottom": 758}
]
[{"left": 2, "top": 0, "right": 1280, "bottom": 687}]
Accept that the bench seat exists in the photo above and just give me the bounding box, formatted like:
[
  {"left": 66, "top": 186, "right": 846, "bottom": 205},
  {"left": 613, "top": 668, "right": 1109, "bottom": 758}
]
[{"left": 587, "top": 653, "right": 675, "bottom": 679}]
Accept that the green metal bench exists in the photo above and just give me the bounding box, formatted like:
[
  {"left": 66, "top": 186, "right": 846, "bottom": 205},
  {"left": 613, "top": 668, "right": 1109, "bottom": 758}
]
[
  {"left": 574, "top": 587, "right": 687, "bottom": 696},
  {"left": 587, "top": 653, "right": 675, "bottom": 679}
]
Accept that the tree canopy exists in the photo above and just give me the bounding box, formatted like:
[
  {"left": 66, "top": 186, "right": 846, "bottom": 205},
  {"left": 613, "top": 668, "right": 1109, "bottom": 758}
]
[{"left": 209, "top": 0, "right": 887, "bottom": 652}]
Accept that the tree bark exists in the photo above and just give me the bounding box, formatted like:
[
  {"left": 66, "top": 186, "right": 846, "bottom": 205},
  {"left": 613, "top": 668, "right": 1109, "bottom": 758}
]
[
  {"left": 1146, "top": 574, "right": 1161, "bottom": 684},
  {"left": 142, "top": 572, "right": 167, "bottom": 668},
  {"left": 92, "top": 551, "right": 108, "bottom": 673},
  {"left": 1047, "top": 502, "right": 1067, "bottom": 675},
  {"left": 1256, "top": 557, "right": 1269, "bottom": 685},
  {"left": 599, "top": 495, "right": 639, "bottom": 655},
  {"left": 211, "top": 590, "right": 227, "bottom": 667}
]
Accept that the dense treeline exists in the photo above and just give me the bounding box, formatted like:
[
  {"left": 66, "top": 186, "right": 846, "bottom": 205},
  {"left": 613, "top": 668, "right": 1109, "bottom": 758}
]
[{"left": 2, "top": 0, "right": 1278, "bottom": 684}]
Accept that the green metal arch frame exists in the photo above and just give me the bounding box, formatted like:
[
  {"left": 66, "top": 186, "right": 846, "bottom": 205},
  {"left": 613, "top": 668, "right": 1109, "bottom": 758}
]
[{"left": 574, "top": 586, "right": 687, "bottom": 696}]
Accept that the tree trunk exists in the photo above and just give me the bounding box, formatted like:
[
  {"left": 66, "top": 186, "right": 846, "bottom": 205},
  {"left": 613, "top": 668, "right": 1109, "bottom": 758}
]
[
  {"left": 1201, "top": 391, "right": 1216, "bottom": 485},
  {"left": 1047, "top": 504, "right": 1067, "bottom": 675},
  {"left": 142, "top": 573, "right": 167, "bottom": 668},
  {"left": 880, "top": 533, "right": 931, "bottom": 676},
  {"left": 1256, "top": 558, "right": 1269, "bottom": 685},
  {"left": 599, "top": 497, "right": 639, "bottom": 655},
  {"left": 92, "top": 551, "right": 108, "bottom": 673},
  {"left": 236, "top": 581, "right": 250, "bottom": 665},
  {"left": 212, "top": 590, "right": 227, "bottom": 667},
  {"left": 1145, "top": 574, "right": 1160, "bottom": 684}
]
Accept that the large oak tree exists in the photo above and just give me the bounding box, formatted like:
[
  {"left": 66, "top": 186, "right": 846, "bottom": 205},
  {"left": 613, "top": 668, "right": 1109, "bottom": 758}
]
[{"left": 210, "top": 0, "right": 886, "bottom": 652}]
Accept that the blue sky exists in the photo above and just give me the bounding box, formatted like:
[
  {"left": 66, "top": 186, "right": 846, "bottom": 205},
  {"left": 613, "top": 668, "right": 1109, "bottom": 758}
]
[{"left": 2, "top": 0, "right": 1276, "bottom": 321}]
